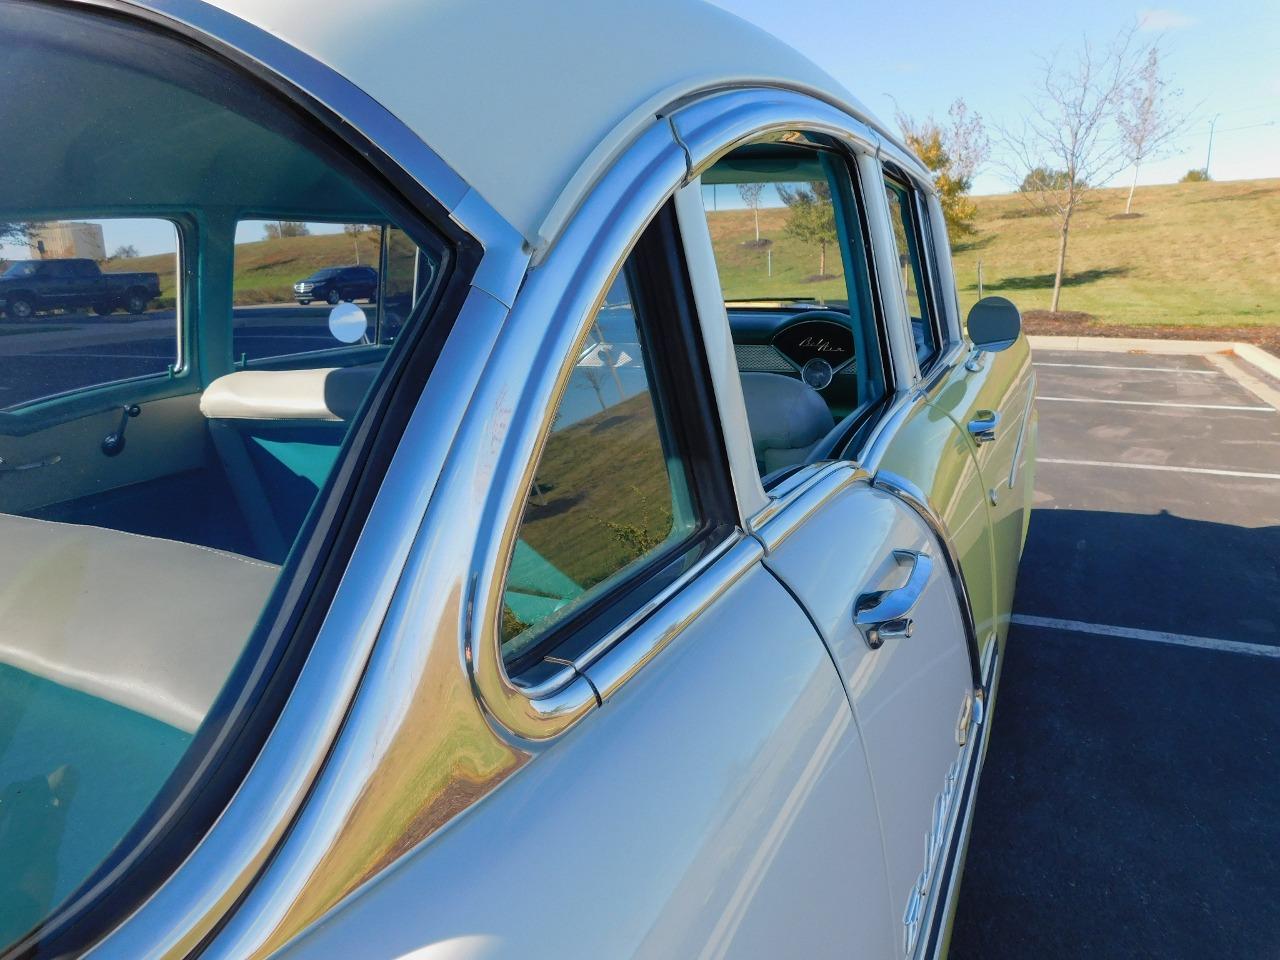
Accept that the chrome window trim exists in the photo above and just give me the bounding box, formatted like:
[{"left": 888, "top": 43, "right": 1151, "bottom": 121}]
[
  {"left": 746, "top": 461, "right": 866, "bottom": 548},
  {"left": 464, "top": 117, "right": 691, "bottom": 741},
  {"left": 584, "top": 534, "right": 764, "bottom": 701}
]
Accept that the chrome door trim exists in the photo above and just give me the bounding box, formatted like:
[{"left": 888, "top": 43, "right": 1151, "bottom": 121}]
[
  {"left": 748, "top": 462, "right": 870, "bottom": 552},
  {"left": 1008, "top": 371, "right": 1037, "bottom": 489},
  {"left": 872, "top": 470, "right": 983, "bottom": 689},
  {"left": 84, "top": 0, "right": 529, "bottom": 306}
]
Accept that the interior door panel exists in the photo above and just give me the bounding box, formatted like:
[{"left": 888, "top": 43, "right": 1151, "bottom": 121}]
[
  {"left": 0, "top": 391, "right": 207, "bottom": 515},
  {"left": 757, "top": 464, "right": 975, "bottom": 955}
]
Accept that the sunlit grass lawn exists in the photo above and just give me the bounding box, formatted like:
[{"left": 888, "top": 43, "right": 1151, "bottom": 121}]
[{"left": 709, "top": 177, "right": 1280, "bottom": 329}]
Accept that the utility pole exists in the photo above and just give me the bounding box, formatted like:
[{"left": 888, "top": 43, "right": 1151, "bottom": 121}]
[{"left": 1205, "top": 113, "right": 1222, "bottom": 178}]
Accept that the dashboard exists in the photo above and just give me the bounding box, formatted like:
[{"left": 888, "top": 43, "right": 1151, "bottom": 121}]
[{"left": 728, "top": 307, "right": 858, "bottom": 416}]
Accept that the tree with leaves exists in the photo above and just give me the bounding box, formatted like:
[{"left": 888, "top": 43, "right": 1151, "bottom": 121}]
[
  {"left": 0, "top": 222, "right": 35, "bottom": 248},
  {"left": 109, "top": 244, "right": 139, "bottom": 261},
  {"left": 897, "top": 98, "right": 989, "bottom": 241},
  {"left": 1117, "top": 46, "right": 1184, "bottom": 214},
  {"left": 778, "top": 181, "right": 837, "bottom": 277},
  {"left": 736, "top": 182, "right": 766, "bottom": 243},
  {"left": 1019, "top": 167, "right": 1082, "bottom": 192},
  {"left": 997, "top": 27, "right": 1150, "bottom": 313},
  {"left": 1180, "top": 168, "right": 1210, "bottom": 183},
  {"left": 263, "top": 221, "right": 310, "bottom": 240}
]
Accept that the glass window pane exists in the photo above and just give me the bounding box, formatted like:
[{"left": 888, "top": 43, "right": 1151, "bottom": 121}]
[
  {"left": 884, "top": 178, "right": 940, "bottom": 366},
  {"left": 0, "top": 5, "right": 455, "bottom": 945},
  {"left": 0, "top": 218, "right": 178, "bottom": 408},
  {"left": 501, "top": 270, "right": 697, "bottom": 667},
  {"left": 701, "top": 144, "right": 887, "bottom": 458}
]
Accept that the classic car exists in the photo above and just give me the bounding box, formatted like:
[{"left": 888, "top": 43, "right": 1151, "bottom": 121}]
[
  {"left": 292, "top": 265, "right": 379, "bottom": 305},
  {"left": 0, "top": 258, "right": 161, "bottom": 318},
  {"left": 0, "top": 1, "right": 1036, "bottom": 958}
]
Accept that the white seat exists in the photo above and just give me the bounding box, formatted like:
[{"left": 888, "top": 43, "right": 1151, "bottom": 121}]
[
  {"left": 738, "top": 372, "right": 836, "bottom": 475},
  {"left": 0, "top": 513, "right": 278, "bottom": 732}
]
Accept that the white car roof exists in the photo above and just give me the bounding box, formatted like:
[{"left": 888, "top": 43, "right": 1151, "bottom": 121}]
[{"left": 210, "top": 0, "right": 895, "bottom": 248}]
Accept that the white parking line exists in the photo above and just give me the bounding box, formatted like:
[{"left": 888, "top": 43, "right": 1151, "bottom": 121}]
[
  {"left": 1012, "top": 614, "right": 1280, "bottom": 659},
  {"left": 1037, "top": 395, "right": 1274, "bottom": 412},
  {"left": 1040, "top": 457, "right": 1280, "bottom": 481},
  {"left": 1034, "top": 361, "right": 1222, "bottom": 375}
]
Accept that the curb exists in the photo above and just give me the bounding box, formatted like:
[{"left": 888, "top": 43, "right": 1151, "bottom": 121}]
[{"left": 1027, "top": 335, "right": 1280, "bottom": 382}]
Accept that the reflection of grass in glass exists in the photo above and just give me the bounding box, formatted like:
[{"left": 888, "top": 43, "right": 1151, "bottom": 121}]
[{"left": 517, "top": 391, "right": 675, "bottom": 593}]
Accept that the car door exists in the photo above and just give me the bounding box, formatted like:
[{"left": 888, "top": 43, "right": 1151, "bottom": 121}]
[
  {"left": 863, "top": 168, "right": 1002, "bottom": 662},
  {"left": 70, "top": 258, "right": 99, "bottom": 307},
  {"left": 676, "top": 131, "right": 985, "bottom": 958},
  {"left": 875, "top": 170, "right": 1033, "bottom": 648}
]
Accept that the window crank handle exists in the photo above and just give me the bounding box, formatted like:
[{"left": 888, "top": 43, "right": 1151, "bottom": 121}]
[{"left": 102, "top": 404, "right": 141, "bottom": 457}]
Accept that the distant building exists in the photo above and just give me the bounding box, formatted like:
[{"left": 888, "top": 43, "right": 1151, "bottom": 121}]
[{"left": 29, "top": 221, "right": 106, "bottom": 260}]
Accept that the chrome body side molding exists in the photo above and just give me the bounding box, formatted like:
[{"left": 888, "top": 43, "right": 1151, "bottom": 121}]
[{"left": 912, "top": 639, "right": 1001, "bottom": 959}]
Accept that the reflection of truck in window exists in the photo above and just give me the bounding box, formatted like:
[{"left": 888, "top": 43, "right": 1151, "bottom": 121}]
[{"left": 0, "top": 258, "right": 161, "bottom": 319}]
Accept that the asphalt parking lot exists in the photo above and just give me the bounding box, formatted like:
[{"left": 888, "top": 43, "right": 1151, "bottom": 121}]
[{"left": 951, "top": 345, "right": 1280, "bottom": 958}]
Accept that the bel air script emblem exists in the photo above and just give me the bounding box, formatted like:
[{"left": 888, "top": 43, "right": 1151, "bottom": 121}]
[{"left": 798, "top": 335, "right": 844, "bottom": 355}]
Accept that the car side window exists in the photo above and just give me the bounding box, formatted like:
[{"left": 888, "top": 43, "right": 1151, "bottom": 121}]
[
  {"left": 883, "top": 174, "right": 941, "bottom": 369},
  {"left": 230, "top": 221, "right": 434, "bottom": 364},
  {"left": 699, "top": 139, "right": 889, "bottom": 479},
  {"left": 0, "top": 218, "right": 180, "bottom": 408},
  {"left": 499, "top": 216, "right": 732, "bottom": 681},
  {"left": 0, "top": 5, "right": 462, "bottom": 949}
]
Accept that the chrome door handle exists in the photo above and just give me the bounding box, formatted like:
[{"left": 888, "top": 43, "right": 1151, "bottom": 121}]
[
  {"left": 854, "top": 549, "right": 933, "bottom": 650},
  {"left": 967, "top": 410, "right": 1000, "bottom": 445}
]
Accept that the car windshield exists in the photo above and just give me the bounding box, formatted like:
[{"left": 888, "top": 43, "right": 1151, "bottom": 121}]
[
  {"left": 2, "top": 262, "right": 38, "bottom": 278},
  {"left": 305, "top": 268, "right": 341, "bottom": 281}
]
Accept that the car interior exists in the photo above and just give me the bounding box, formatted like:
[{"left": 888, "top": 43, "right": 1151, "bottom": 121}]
[
  {"left": 0, "top": 8, "right": 446, "bottom": 939},
  {"left": 700, "top": 142, "right": 894, "bottom": 481}
]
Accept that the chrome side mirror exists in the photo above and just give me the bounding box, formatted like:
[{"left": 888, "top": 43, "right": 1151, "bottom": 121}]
[{"left": 966, "top": 296, "right": 1022, "bottom": 353}]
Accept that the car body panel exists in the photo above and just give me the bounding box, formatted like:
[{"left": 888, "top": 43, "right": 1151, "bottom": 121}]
[
  {"left": 872, "top": 389, "right": 999, "bottom": 661},
  {"left": 759, "top": 467, "right": 978, "bottom": 955},
  {"left": 267, "top": 563, "right": 897, "bottom": 960},
  {"left": 923, "top": 338, "right": 1035, "bottom": 646}
]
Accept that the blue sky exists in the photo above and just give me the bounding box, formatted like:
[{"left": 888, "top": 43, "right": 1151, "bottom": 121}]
[{"left": 711, "top": 0, "right": 1279, "bottom": 194}]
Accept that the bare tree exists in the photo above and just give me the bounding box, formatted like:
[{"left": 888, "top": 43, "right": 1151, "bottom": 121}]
[
  {"left": 736, "top": 182, "right": 766, "bottom": 243},
  {"left": 343, "top": 222, "right": 370, "bottom": 263},
  {"left": 1117, "top": 46, "right": 1184, "bottom": 214},
  {"left": 998, "top": 28, "right": 1145, "bottom": 312}
]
